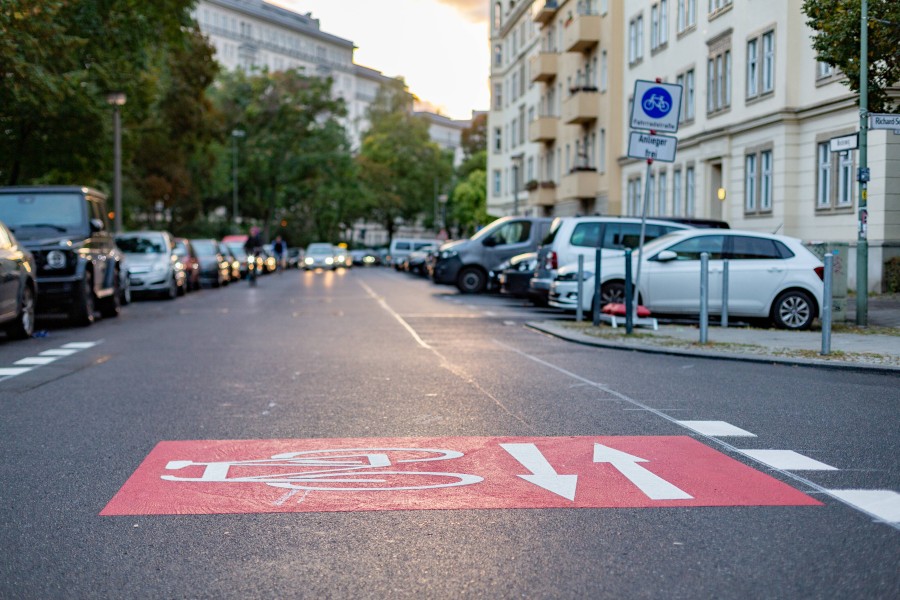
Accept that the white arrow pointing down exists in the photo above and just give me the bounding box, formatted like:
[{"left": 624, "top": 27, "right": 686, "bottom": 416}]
[
  {"left": 500, "top": 443, "right": 578, "bottom": 501},
  {"left": 593, "top": 444, "right": 693, "bottom": 500}
]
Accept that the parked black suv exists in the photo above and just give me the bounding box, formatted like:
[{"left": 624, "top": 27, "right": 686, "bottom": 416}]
[{"left": 0, "top": 186, "right": 125, "bottom": 326}]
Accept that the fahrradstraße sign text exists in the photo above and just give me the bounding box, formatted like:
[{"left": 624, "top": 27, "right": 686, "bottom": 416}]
[{"left": 630, "top": 80, "right": 684, "bottom": 133}]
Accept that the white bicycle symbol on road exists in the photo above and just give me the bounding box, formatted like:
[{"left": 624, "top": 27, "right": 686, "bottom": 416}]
[
  {"left": 643, "top": 94, "right": 671, "bottom": 113},
  {"left": 162, "top": 448, "right": 484, "bottom": 492}
]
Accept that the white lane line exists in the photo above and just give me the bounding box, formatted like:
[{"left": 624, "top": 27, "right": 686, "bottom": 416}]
[
  {"left": 0, "top": 367, "right": 33, "bottom": 376},
  {"left": 739, "top": 450, "right": 838, "bottom": 471},
  {"left": 677, "top": 420, "right": 757, "bottom": 437},
  {"left": 826, "top": 490, "right": 900, "bottom": 523},
  {"left": 494, "top": 339, "right": 900, "bottom": 530},
  {"left": 39, "top": 349, "right": 79, "bottom": 356},
  {"left": 61, "top": 342, "right": 99, "bottom": 349},
  {"left": 358, "top": 281, "right": 431, "bottom": 350},
  {"left": 14, "top": 357, "right": 59, "bottom": 366}
]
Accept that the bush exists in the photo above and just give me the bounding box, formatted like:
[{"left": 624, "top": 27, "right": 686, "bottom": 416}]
[{"left": 884, "top": 257, "right": 900, "bottom": 293}]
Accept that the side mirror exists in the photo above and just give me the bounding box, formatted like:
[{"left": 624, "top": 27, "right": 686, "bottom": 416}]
[
  {"left": 655, "top": 250, "right": 678, "bottom": 262},
  {"left": 90, "top": 218, "right": 105, "bottom": 233},
  {"left": 482, "top": 237, "right": 498, "bottom": 248}
]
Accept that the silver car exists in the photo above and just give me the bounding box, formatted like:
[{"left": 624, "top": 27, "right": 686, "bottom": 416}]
[
  {"left": 303, "top": 243, "right": 336, "bottom": 270},
  {"left": 116, "top": 231, "right": 186, "bottom": 299}
]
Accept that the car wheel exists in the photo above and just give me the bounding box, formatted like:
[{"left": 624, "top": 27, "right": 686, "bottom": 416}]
[
  {"left": 165, "top": 275, "right": 178, "bottom": 300},
  {"left": 120, "top": 276, "right": 132, "bottom": 306},
  {"left": 600, "top": 281, "right": 626, "bottom": 305},
  {"left": 99, "top": 270, "right": 121, "bottom": 319},
  {"left": 772, "top": 290, "right": 815, "bottom": 330},
  {"left": 457, "top": 267, "right": 486, "bottom": 294},
  {"left": 6, "top": 285, "right": 35, "bottom": 340},
  {"left": 71, "top": 272, "right": 96, "bottom": 326},
  {"left": 177, "top": 277, "right": 186, "bottom": 296}
]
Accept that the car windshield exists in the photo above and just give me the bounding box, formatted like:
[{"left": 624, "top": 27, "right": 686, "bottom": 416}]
[
  {"left": 173, "top": 241, "right": 190, "bottom": 257},
  {"left": 225, "top": 242, "right": 245, "bottom": 256},
  {"left": 307, "top": 243, "right": 333, "bottom": 255},
  {"left": 192, "top": 240, "right": 218, "bottom": 256},
  {"left": 0, "top": 192, "right": 85, "bottom": 234},
  {"left": 116, "top": 235, "right": 166, "bottom": 254}
]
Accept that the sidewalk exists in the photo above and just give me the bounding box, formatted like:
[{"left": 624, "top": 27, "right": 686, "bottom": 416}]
[{"left": 528, "top": 294, "right": 900, "bottom": 373}]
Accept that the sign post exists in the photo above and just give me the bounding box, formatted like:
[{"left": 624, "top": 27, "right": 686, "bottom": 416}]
[{"left": 617, "top": 79, "right": 683, "bottom": 331}]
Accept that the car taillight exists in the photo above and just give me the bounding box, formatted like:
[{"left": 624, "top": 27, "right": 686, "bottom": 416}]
[
  {"left": 814, "top": 266, "right": 824, "bottom": 281},
  {"left": 548, "top": 251, "right": 558, "bottom": 270}
]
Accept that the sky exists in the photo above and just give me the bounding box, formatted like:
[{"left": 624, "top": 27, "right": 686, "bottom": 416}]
[{"left": 274, "top": 0, "right": 490, "bottom": 120}]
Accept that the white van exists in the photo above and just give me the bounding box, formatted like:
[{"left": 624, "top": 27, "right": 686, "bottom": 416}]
[{"left": 388, "top": 238, "right": 440, "bottom": 269}]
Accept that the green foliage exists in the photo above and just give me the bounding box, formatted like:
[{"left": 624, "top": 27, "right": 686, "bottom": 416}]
[
  {"left": 803, "top": 0, "right": 900, "bottom": 113},
  {"left": 357, "top": 80, "right": 452, "bottom": 240},
  {"left": 209, "top": 69, "right": 356, "bottom": 245},
  {"left": 451, "top": 169, "right": 489, "bottom": 238},
  {"left": 460, "top": 112, "right": 487, "bottom": 159}
]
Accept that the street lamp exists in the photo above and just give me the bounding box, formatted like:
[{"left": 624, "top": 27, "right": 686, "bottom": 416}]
[
  {"left": 231, "top": 129, "right": 246, "bottom": 230},
  {"left": 106, "top": 92, "right": 126, "bottom": 233}
]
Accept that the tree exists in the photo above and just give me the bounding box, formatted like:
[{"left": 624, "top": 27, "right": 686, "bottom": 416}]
[
  {"left": 460, "top": 112, "right": 488, "bottom": 159},
  {"left": 357, "top": 79, "right": 452, "bottom": 242},
  {"left": 450, "top": 169, "right": 489, "bottom": 238},
  {"left": 210, "top": 68, "right": 355, "bottom": 243},
  {"left": 803, "top": 0, "right": 900, "bottom": 113}
]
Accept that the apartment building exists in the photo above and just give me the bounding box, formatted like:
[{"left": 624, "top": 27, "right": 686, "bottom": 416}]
[
  {"left": 618, "top": 0, "right": 898, "bottom": 291},
  {"left": 193, "top": 0, "right": 400, "bottom": 150},
  {"left": 487, "top": 1, "right": 544, "bottom": 216}
]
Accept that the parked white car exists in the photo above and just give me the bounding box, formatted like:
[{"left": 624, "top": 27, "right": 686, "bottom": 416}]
[{"left": 549, "top": 229, "right": 825, "bottom": 330}]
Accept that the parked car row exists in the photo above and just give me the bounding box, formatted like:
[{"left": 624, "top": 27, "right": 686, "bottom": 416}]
[
  {"left": 396, "top": 215, "right": 826, "bottom": 331},
  {"left": 0, "top": 185, "right": 299, "bottom": 343}
]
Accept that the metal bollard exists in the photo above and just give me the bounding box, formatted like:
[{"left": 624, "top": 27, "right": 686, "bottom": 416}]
[
  {"left": 821, "top": 252, "right": 833, "bottom": 355},
  {"left": 592, "top": 248, "right": 602, "bottom": 326},
  {"left": 721, "top": 259, "right": 729, "bottom": 328},
  {"left": 625, "top": 249, "right": 633, "bottom": 334},
  {"left": 576, "top": 254, "right": 584, "bottom": 322},
  {"left": 700, "top": 252, "right": 709, "bottom": 343}
]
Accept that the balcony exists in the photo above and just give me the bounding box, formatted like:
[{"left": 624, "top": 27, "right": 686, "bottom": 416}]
[
  {"left": 528, "top": 181, "right": 557, "bottom": 207},
  {"left": 529, "top": 52, "right": 558, "bottom": 83},
  {"left": 560, "top": 169, "right": 600, "bottom": 201},
  {"left": 561, "top": 89, "right": 599, "bottom": 125},
  {"left": 533, "top": 1, "right": 559, "bottom": 25},
  {"left": 562, "top": 13, "right": 601, "bottom": 52},
  {"left": 528, "top": 116, "right": 559, "bottom": 143}
]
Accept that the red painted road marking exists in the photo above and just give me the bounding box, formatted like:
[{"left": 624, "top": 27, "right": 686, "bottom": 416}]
[{"left": 101, "top": 437, "right": 821, "bottom": 515}]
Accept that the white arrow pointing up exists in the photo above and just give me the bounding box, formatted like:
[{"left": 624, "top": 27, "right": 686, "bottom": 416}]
[
  {"left": 593, "top": 444, "right": 693, "bottom": 500},
  {"left": 500, "top": 443, "right": 578, "bottom": 501}
]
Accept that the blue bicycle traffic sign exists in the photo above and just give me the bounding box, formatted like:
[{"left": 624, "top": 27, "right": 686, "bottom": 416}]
[{"left": 630, "top": 80, "right": 683, "bottom": 133}]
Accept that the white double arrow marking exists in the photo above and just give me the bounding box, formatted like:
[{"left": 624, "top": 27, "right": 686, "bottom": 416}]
[
  {"left": 500, "top": 443, "right": 578, "bottom": 501},
  {"left": 501, "top": 442, "right": 693, "bottom": 502},
  {"left": 593, "top": 444, "right": 692, "bottom": 500}
]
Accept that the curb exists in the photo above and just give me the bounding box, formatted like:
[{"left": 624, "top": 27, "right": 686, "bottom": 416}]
[{"left": 526, "top": 321, "right": 900, "bottom": 375}]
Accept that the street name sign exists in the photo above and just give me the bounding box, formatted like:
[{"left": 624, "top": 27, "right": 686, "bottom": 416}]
[
  {"left": 628, "top": 132, "right": 678, "bottom": 162},
  {"left": 101, "top": 436, "right": 820, "bottom": 515},
  {"left": 829, "top": 133, "right": 858, "bottom": 153},
  {"left": 630, "top": 80, "right": 683, "bottom": 133},
  {"left": 868, "top": 113, "right": 900, "bottom": 130}
]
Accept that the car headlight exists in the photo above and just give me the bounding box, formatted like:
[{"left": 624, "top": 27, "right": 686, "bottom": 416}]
[
  {"left": 304, "top": 257, "right": 313, "bottom": 265},
  {"left": 45, "top": 250, "right": 67, "bottom": 269},
  {"left": 439, "top": 249, "right": 458, "bottom": 260},
  {"left": 325, "top": 257, "right": 334, "bottom": 264},
  {"left": 556, "top": 271, "right": 594, "bottom": 282}
]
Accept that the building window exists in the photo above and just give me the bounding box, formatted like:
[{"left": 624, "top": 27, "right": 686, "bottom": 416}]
[
  {"left": 493, "top": 83, "right": 502, "bottom": 110},
  {"left": 745, "top": 154, "right": 757, "bottom": 212},
  {"left": 708, "top": 0, "right": 732, "bottom": 15},
  {"left": 816, "top": 61, "right": 835, "bottom": 80},
  {"left": 493, "top": 127, "right": 502, "bottom": 153},
  {"left": 493, "top": 170, "right": 502, "bottom": 196},
  {"left": 494, "top": 44, "right": 502, "bottom": 67},
  {"left": 746, "top": 38, "right": 758, "bottom": 97},
  {"left": 673, "top": 169, "right": 683, "bottom": 216},
  {"left": 707, "top": 45, "right": 731, "bottom": 115},
  {"left": 599, "top": 128, "right": 606, "bottom": 173},
  {"left": 761, "top": 31, "right": 775, "bottom": 93},
  {"left": 816, "top": 140, "right": 855, "bottom": 210},
  {"left": 627, "top": 177, "right": 642, "bottom": 216},
  {"left": 745, "top": 148, "right": 773, "bottom": 215},
  {"left": 600, "top": 50, "right": 608, "bottom": 92},
  {"left": 651, "top": 1, "right": 668, "bottom": 50},
  {"left": 677, "top": 0, "right": 696, "bottom": 32},
  {"left": 686, "top": 166, "right": 695, "bottom": 216},
  {"left": 647, "top": 173, "right": 656, "bottom": 215},
  {"left": 629, "top": 14, "right": 644, "bottom": 64},
  {"left": 816, "top": 142, "right": 832, "bottom": 209}
]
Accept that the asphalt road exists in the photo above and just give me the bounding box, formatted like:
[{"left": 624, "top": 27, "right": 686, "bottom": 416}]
[{"left": 1, "top": 267, "right": 897, "bottom": 599}]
